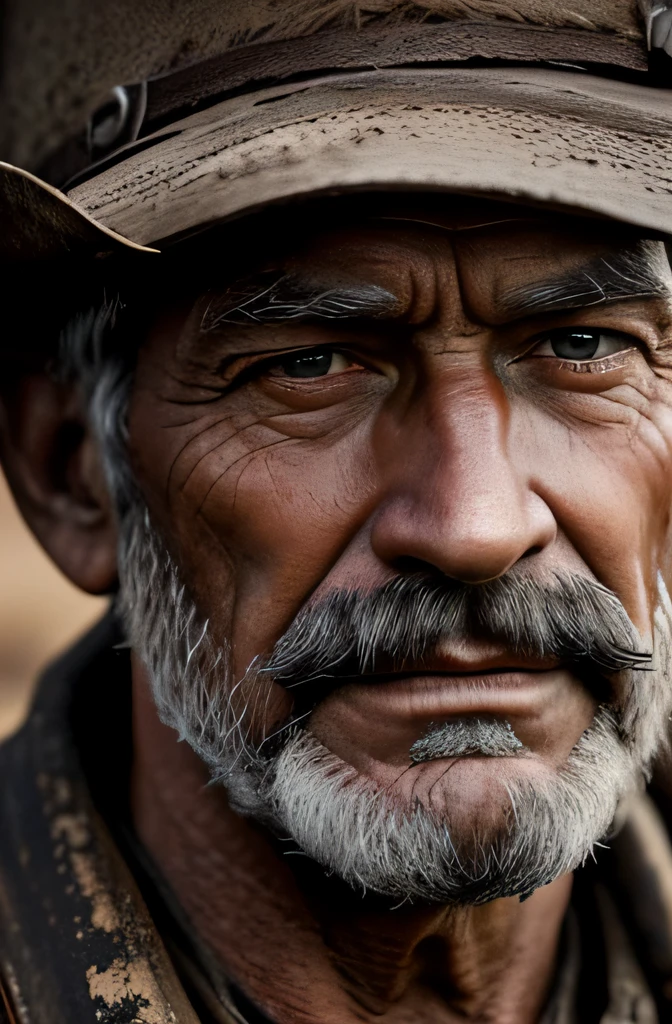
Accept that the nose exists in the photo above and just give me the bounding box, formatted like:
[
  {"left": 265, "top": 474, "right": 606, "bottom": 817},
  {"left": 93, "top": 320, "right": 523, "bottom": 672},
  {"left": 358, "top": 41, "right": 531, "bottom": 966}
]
[{"left": 370, "top": 371, "right": 556, "bottom": 584}]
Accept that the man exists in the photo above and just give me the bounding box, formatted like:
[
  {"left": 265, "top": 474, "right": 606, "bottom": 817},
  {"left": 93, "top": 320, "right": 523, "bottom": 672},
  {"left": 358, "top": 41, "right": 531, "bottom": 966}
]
[{"left": 1, "top": 1, "right": 672, "bottom": 1021}]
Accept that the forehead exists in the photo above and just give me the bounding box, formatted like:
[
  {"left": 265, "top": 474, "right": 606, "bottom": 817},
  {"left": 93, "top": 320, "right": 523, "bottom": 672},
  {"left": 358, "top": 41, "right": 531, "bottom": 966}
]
[
  {"left": 284, "top": 208, "right": 663, "bottom": 276},
  {"left": 178, "top": 196, "right": 664, "bottom": 278},
  {"left": 284, "top": 220, "right": 636, "bottom": 291},
  {"left": 161, "top": 197, "right": 671, "bottom": 329}
]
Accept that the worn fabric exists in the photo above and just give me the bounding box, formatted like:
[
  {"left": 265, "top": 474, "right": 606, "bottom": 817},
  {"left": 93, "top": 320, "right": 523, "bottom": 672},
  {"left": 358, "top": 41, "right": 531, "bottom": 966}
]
[{"left": 0, "top": 616, "right": 671, "bottom": 1021}]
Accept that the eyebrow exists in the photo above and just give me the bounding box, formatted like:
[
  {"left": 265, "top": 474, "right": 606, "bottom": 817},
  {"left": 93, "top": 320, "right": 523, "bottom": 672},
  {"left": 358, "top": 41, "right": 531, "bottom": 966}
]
[
  {"left": 199, "top": 241, "right": 671, "bottom": 334},
  {"left": 500, "top": 243, "right": 671, "bottom": 319},
  {"left": 200, "top": 273, "right": 400, "bottom": 331}
]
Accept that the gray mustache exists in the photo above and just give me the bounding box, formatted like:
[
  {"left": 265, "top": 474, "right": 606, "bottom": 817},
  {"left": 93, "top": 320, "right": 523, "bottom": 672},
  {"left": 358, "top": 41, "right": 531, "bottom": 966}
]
[{"left": 262, "top": 572, "right": 651, "bottom": 692}]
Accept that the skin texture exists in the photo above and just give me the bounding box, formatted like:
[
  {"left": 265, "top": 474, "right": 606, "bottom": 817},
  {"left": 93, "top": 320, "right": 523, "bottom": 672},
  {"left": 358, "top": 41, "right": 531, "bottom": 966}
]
[{"left": 3, "top": 198, "right": 672, "bottom": 1022}]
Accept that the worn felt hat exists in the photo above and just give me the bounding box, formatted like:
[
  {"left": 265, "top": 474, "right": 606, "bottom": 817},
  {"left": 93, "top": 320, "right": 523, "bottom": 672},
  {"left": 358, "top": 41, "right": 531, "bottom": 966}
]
[{"left": 1, "top": 0, "right": 672, "bottom": 264}]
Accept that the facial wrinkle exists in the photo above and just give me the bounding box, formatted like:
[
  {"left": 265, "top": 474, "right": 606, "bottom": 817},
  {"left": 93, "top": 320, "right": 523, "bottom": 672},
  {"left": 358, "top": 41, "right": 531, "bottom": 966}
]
[
  {"left": 164, "top": 411, "right": 245, "bottom": 502},
  {"left": 167, "top": 400, "right": 303, "bottom": 503},
  {"left": 447, "top": 237, "right": 494, "bottom": 336},
  {"left": 403, "top": 235, "right": 487, "bottom": 349},
  {"left": 199, "top": 435, "right": 303, "bottom": 519},
  {"left": 374, "top": 215, "right": 540, "bottom": 234}
]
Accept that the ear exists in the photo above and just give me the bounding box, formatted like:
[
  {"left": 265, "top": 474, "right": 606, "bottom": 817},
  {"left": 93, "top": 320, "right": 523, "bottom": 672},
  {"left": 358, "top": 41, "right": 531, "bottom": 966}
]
[{"left": 0, "top": 372, "right": 118, "bottom": 594}]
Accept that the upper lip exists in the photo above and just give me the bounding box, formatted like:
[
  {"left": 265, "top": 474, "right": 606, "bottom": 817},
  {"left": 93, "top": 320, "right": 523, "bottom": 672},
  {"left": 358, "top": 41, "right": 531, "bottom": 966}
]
[
  {"left": 287, "top": 647, "right": 565, "bottom": 713},
  {"left": 413, "top": 646, "right": 561, "bottom": 675},
  {"left": 311, "top": 648, "right": 562, "bottom": 684},
  {"left": 362, "top": 647, "right": 561, "bottom": 679}
]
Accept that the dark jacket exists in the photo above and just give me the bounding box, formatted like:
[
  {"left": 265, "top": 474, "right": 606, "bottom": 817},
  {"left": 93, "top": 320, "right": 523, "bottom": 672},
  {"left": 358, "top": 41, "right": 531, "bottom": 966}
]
[{"left": 1, "top": 616, "right": 672, "bottom": 1023}]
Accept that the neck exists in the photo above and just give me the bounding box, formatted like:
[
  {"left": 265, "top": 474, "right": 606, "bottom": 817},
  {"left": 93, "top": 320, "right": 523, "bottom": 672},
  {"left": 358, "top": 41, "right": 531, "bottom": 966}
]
[{"left": 130, "top": 667, "right": 571, "bottom": 1024}]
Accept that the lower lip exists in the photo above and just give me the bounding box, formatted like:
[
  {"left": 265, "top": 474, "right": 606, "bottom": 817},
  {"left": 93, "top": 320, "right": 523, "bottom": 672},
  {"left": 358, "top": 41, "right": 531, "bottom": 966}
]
[{"left": 327, "top": 671, "right": 571, "bottom": 722}]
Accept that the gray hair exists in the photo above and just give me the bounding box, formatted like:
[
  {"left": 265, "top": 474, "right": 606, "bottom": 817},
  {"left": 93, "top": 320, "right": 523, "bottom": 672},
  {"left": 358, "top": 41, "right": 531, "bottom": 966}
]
[{"left": 57, "top": 299, "right": 139, "bottom": 523}]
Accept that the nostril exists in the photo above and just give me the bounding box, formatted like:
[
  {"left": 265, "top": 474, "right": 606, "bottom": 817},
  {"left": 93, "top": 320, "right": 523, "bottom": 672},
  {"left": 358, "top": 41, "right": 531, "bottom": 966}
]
[
  {"left": 522, "top": 545, "right": 543, "bottom": 559},
  {"left": 393, "top": 556, "right": 451, "bottom": 581}
]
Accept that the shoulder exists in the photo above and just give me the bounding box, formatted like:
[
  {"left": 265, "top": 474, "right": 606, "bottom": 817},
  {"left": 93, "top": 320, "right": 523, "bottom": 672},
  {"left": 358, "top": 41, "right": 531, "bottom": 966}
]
[
  {"left": 0, "top": 974, "right": 17, "bottom": 1023},
  {"left": 0, "top": 612, "right": 126, "bottom": 1024}
]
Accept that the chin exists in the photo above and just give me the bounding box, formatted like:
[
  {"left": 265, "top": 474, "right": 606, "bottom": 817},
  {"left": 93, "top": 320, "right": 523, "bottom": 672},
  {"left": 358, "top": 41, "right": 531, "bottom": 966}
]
[
  {"left": 363, "top": 753, "right": 552, "bottom": 836},
  {"left": 231, "top": 721, "right": 633, "bottom": 905}
]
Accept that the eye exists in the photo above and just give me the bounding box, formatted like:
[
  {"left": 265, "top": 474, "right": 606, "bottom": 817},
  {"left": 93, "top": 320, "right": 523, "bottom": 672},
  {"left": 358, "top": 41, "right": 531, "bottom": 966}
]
[
  {"left": 529, "top": 329, "right": 636, "bottom": 361},
  {"left": 270, "top": 350, "right": 356, "bottom": 379}
]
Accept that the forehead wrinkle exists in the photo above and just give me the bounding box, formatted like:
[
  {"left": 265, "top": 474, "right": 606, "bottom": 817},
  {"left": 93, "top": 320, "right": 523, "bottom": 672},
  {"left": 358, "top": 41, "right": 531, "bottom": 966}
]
[
  {"left": 499, "top": 242, "right": 671, "bottom": 320},
  {"left": 372, "top": 214, "right": 539, "bottom": 234}
]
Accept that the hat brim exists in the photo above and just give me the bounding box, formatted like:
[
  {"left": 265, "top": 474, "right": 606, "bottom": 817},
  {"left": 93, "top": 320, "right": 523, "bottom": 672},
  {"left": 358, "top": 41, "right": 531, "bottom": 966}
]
[
  {"left": 5, "top": 66, "right": 672, "bottom": 260},
  {"left": 0, "top": 162, "right": 158, "bottom": 263}
]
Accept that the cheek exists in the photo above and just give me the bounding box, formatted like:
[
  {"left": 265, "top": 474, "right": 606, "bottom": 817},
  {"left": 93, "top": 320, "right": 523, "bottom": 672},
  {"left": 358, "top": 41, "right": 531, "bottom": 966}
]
[
  {"left": 129, "top": 398, "right": 380, "bottom": 676},
  {"left": 203, "top": 428, "right": 376, "bottom": 611},
  {"left": 519, "top": 379, "right": 672, "bottom": 635}
]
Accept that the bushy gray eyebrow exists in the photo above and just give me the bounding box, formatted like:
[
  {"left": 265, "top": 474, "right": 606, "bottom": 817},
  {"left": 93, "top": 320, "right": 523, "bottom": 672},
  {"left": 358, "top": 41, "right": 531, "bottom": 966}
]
[
  {"left": 198, "top": 241, "right": 670, "bottom": 335},
  {"left": 201, "top": 274, "right": 399, "bottom": 331},
  {"left": 501, "top": 242, "right": 671, "bottom": 319}
]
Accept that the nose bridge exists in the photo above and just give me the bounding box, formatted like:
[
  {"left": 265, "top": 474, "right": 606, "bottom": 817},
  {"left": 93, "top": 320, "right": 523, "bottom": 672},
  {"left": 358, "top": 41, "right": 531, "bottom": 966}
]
[
  {"left": 371, "top": 363, "right": 555, "bottom": 583},
  {"left": 436, "top": 369, "right": 516, "bottom": 507}
]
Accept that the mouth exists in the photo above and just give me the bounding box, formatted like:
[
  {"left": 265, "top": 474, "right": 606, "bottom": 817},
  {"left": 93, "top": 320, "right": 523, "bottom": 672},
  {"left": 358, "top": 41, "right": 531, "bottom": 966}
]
[
  {"left": 300, "top": 645, "right": 600, "bottom": 771},
  {"left": 320, "top": 668, "right": 569, "bottom": 722},
  {"left": 285, "top": 643, "right": 568, "bottom": 718}
]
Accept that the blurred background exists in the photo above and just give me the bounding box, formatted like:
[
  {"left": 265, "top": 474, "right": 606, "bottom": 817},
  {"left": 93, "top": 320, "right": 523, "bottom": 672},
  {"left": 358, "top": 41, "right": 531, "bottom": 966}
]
[{"left": 0, "top": 469, "right": 106, "bottom": 740}]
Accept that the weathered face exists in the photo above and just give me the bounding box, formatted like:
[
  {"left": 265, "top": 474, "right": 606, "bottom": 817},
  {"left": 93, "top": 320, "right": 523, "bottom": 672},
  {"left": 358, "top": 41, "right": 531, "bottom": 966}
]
[{"left": 125, "top": 199, "right": 672, "bottom": 857}]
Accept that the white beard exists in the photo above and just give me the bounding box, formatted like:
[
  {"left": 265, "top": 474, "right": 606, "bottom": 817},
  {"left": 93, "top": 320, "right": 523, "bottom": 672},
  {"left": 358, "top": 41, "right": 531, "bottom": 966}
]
[{"left": 116, "top": 499, "right": 672, "bottom": 905}]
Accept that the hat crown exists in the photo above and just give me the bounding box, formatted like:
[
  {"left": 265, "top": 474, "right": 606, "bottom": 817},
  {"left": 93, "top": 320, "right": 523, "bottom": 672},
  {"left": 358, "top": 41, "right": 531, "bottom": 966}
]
[{"left": 1, "top": 0, "right": 644, "bottom": 170}]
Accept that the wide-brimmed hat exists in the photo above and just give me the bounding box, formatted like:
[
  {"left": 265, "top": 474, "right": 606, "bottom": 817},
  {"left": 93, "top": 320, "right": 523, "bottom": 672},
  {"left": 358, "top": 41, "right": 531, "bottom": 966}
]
[{"left": 1, "top": 0, "right": 671, "bottom": 264}]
